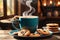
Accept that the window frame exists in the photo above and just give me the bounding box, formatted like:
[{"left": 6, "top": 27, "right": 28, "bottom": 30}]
[{"left": 0, "top": 0, "right": 19, "bottom": 20}]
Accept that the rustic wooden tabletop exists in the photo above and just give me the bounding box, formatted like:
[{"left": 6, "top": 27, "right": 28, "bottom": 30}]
[
  {"left": 0, "top": 30, "right": 60, "bottom": 40},
  {"left": 0, "top": 30, "right": 16, "bottom": 40}
]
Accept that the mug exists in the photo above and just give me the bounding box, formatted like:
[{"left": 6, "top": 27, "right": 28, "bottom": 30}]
[{"left": 12, "top": 16, "right": 39, "bottom": 33}]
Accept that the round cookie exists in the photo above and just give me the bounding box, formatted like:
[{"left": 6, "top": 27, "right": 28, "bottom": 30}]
[
  {"left": 37, "top": 29, "right": 50, "bottom": 35},
  {"left": 29, "top": 33, "right": 40, "bottom": 37},
  {"left": 46, "top": 23, "right": 59, "bottom": 32},
  {"left": 18, "top": 29, "right": 30, "bottom": 36}
]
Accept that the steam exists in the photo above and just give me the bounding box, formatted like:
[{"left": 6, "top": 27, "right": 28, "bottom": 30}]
[{"left": 22, "top": 0, "right": 35, "bottom": 16}]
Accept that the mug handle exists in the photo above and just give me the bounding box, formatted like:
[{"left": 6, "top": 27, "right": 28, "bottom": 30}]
[{"left": 12, "top": 19, "right": 21, "bottom": 30}]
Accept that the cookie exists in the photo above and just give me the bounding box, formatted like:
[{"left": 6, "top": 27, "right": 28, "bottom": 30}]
[
  {"left": 29, "top": 33, "right": 40, "bottom": 37},
  {"left": 37, "top": 29, "right": 50, "bottom": 35},
  {"left": 18, "top": 29, "right": 30, "bottom": 36}
]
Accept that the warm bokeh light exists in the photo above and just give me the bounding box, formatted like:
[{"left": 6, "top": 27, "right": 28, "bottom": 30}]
[
  {"left": 50, "top": 0, "right": 52, "bottom": 4},
  {"left": 54, "top": 11, "right": 59, "bottom": 17},
  {"left": 43, "top": 3, "right": 46, "bottom": 6},
  {"left": 42, "top": 0, "right": 46, "bottom": 6},
  {"left": 57, "top": 1, "right": 60, "bottom": 5}
]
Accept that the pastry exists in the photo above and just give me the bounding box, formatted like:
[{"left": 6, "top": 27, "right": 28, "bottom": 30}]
[
  {"left": 46, "top": 23, "right": 59, "bottom": 28},
  {"left": 18, "top": 29, "right": 30, "bottom": 36},
  {"left": 37, "top": 29, "right": 50, "bottom": 35},
  {"left": 46, "top": 23, "right": 59, "bottom": 32},
  {"left": 29, "top": 33, "right": 40, "bottom": 37}
]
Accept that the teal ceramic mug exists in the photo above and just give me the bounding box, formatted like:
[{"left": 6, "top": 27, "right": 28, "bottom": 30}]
[{"left": 12, "top": 16, "right": 39, "bottom": 33}]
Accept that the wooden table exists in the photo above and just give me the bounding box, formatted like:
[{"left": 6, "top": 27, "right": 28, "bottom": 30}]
[
  {"left": 0, "top": 30, "right": 60, "bottom": 40},
  {"left": 0, "top": 30, "right": 16, "bottom": 40}
]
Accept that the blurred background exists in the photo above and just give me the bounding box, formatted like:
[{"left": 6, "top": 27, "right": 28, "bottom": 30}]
[{"left": 0, "top": 0, "right": 60, "bottom": 30}]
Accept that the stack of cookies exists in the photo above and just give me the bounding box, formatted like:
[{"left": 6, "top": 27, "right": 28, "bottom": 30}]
[{"left": 46, "top": 23, "right": 59, "bottom": 32}]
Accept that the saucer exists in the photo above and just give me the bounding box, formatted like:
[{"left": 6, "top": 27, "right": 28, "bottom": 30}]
[
  {"left": 9, "top": 30, "right": 19, "bottom": 36},
  {"left": 13, "top": 31, "right": 53, "bottom": 40},
  {"left": 9, "top": 29, "right": 53, "bottom": 40},
  {"left": 9, "top": 29, "right": 53, "bottom": 36}
]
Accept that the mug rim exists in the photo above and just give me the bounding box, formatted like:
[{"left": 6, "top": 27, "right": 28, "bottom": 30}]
[{"left": 19, "top": 16, "right": 38, "bottom": 18}]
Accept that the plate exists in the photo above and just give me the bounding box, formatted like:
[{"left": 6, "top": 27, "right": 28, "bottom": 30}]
[
  {"left": 13, "top": 34, "right": 52, "bottom": 40},
  {"left": 43, "top": 27, "right": 60, "bottom": 35},
  {"left": 9, "top": 30, "right": 53, "bottom": 40},
  {"left": 52, "top": 31, "right": 60, "bottom": 35},
  {"left": 9, "top": 30, "right": 19, "bottom": 35},
  {"left": 52, "top": 28, "right": 60, "bottom": 35}
]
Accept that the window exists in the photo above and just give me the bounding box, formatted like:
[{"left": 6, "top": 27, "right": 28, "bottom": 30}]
[
  {"left": 0, "top": 0, "right": 21, "bottom": 19},
  {"left": 0, "top": 0, "right": 3, "bottom": 17},
  {"left": 0, "top": 0, "right": 16, "bottom": 19},
  {"left": 7, "top": 0, "right": 14, "bottom": 16}
]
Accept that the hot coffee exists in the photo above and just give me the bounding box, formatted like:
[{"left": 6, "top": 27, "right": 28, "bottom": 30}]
[{"left": 12, "top": 16, "right": 38, "bottom": 33}]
